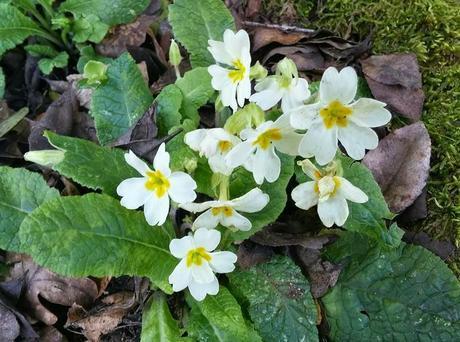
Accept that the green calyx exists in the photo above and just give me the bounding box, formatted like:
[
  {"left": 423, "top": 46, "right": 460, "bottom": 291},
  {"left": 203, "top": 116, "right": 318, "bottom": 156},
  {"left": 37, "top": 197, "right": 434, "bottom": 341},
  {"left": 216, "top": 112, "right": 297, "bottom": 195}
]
[
  {"left": 224, "top": 103, "right": 265, "bottom": 135},
  {"left": 82, "top": 60, "right": 108, "bottom": 86}
]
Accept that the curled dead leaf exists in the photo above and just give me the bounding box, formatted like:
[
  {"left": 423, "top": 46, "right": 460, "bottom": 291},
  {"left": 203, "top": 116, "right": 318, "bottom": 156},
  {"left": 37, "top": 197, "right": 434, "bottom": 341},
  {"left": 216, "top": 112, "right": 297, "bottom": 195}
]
[
  {"left": 237, "top": 240, "right": 274, "bottom": 269},
  {"left": 361, "top": 53, "right": 425, "bottom": 121},
  {"left": 251, "top": 27, "right": 309, "bottom": 51},
  {"left": 363, "top": 122, "right": 431, "bottom": 213}
]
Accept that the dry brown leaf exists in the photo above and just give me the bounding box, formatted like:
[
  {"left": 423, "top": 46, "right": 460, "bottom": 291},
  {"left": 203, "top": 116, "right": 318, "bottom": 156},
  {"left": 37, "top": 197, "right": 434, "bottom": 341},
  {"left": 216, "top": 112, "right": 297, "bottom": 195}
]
[
  {"left": 96, "top": 15, "right": 156, "bottom": 58},
  {"left": 7, "top": 255, "right": 98, "bottom": 326},
  {"left": 403, "top": 231, "right": 455, "bottom": 261},
  {"left": 38, "top": 326, "right": 67, "bottom": 342},
  {"left": 362, "top": 122, "right": 431, "bottom": 213},
  {"left": 262, "top": 46, "right": 325, "bottom": 72},
  {"left": 237, "top": 241, "right": 274, "bottom": 269},
  {"left": 0, "top": 304, "right": 20, "bottom": 342},
  {"left": 66, "top": 291, "right": 136, "bottom": 342},
  {"left": 361, "top": 53, "right": 425, "bottom": 121},
  {"left": 252, "top": 27, "right": 308, "bottom": 51}
]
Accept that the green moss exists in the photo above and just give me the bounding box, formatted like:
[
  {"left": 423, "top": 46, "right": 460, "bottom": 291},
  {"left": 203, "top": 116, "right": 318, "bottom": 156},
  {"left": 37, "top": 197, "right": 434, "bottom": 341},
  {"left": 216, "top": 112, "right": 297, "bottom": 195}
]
[{"left": 263, "top": 0, "right": 460, "bottom": 270}]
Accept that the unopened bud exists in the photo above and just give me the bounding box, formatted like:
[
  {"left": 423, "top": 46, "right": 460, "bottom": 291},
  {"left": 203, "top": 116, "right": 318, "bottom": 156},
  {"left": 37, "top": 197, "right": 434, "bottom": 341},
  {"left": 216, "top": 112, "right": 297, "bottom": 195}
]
[
  {"left": 184, "top": 157, "right": 197, "bottom": 174},
  {"left": 169, "top": 39, "right": 182, "bottom": 67},
  {"left": 83, "top": 60, "right": 108, "bottom": 86},
  {"left": 249, "top": 61, "right": 268, "bottom": 80},
  {"left": 24, "top": 150, "right": 65, "bottom": 167}
]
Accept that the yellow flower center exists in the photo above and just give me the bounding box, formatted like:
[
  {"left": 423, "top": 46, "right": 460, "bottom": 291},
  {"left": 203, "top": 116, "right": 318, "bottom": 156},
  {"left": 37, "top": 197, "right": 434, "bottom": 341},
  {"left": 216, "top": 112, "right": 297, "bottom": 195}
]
[
  {"left": 253, "top": 128, "right": 282, "bottom": 150},
  {"left": 279, "top": 75, "right": 292, "bottom": 88},
  {"left": 211, "top": 206, "right": 234, "bottom": 217},
  {"left": 319, "top": 100, "right": 353, "bottom": 129},
  {"left": 145, "top": 170, "right": 170, "bottom": 197},
  {"left": 314, "top": 176, "right": 341, "bottom": 199},
  {"left": 186, "top": 247, "right": 212, "bottom": 267},
  {"left": 218, "top": 140, "right": 233, "bottom": 153},
  {"left": 228, "top": 59, "right": 246, "bottom": 84}
]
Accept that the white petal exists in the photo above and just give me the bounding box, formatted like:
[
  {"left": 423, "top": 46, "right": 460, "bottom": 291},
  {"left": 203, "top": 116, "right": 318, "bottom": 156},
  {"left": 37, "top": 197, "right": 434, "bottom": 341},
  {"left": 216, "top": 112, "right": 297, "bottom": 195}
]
[
  {"left": 208, "top": 65, "right": 232, "bottom": 90},
  {"left": 289, "top": 103, "right": 320, "bottom": 130},
  {"left": 221, "top": 82, "right": 238, "bottom": 112},
  {"left": 299, "top": 121, "right": 338, "bottom": 165},
  {"left": 194, "top": 228, "right": 221, "bottom": 251},
  {"left": 153, "top": 143, "right": 171, "bottom": 176},
  {"left": 169, "top": 259, "right": 191, "bottom": 292},
  {"left": 191, "top": 262, "right": 215, "bottom": 284},
  {"left": 350, "top": 98, "right": 392, "bottom": 127},
  {"left": 180, "top": 200, "right": 218, "bottom": 213},
  {"left": 337, "top": 177, "right": 368, "bottom": 203},
  {"left": 188, "top": 276, "right": 219, "bottom": 301},
  {"left": 209, "top": 154, "right": 234, "bottom": 175},
  {"left": 193, "top": 209, "right": 220, "bottom": 230},
  {"left": 291, "top": 181, "right": 319, "bottom": 210},
  {"left": 231, "top": 188, "right": 269, "bottom": 213},
  {"left": 317, "top": 196, "right": 349, "bottom": 227},
  {"left": 320, "top": 66, "right": 357, "bottom": 105},
  {"left": 249, "top": 78, "right": 283, "bottom": 110},
  {"left": 252, "top": 146, "right": 280, "bottom": 184},
  {"left": 168, "top": 172, "right": 197, "bottom": 204},
  {"left": 124, "top": 150, "right": 150, "bottom": 176},
  {"left": 117, "top": 178, "right": 150, "bottom": 209},
  {"left": 208, "top": 40, "right": 233, "bottom": 65},
  {"left": 143, "top": 193, "right": 170, "bottom": 226},
  {"left": 338, "top": 122, "right": 378, "bottom": 160},
  {"left": 281, "top": 78, "right": 310, "bottom": 112},
  {"left": 220, "top": 210, "right": 252, "bottom": 231},
  {"left": 274, "top": 131, "right": 302, "bottom": 156},
  {"left": 209, "top": 251, "right": 237, "bottom": 273},
  {"left": 224, "top": 29, "right": 250, "bottom": 60},
  {"left": 237, "top": 77, "right": 251, "bottom": 107},
  {"left": 225, "top": 141, "right": 255, "bottom": 168},
  {"left": 169, "top": 236, "right": 195, "bottom": 258},
  {"left": 184, "top": 129, "right": 208, "bottom": 153}
]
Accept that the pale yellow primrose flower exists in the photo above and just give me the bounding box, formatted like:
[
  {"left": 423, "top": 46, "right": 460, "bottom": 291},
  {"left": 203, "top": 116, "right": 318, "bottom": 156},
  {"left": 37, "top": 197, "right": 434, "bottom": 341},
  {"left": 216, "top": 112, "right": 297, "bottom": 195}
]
[
  {"left": 117, "top": 143, "right": 197, "bottom": 226},
  {"left": 225, "top": 114, "right": 302, "bottom": 184},
  {"left": 289, "top": 66, "right": 392, "bottom": 165},
  {"left": 168, "top": 228, "right": 237, "bottom": 301},
  {"left": 249, "top": 57, "right": 310, "bottom": 112},
  {"left": 291, "top": 160, "right": 368, "bottom": 227},
  {"left": 184, "top": 128, "right": 241, "bottom": 176},
  {"left": 208, "top": 29, "right": 251, "bottom": 112},
  {"left": 180, "top": 188, "right": 269, "bottom": 231}
]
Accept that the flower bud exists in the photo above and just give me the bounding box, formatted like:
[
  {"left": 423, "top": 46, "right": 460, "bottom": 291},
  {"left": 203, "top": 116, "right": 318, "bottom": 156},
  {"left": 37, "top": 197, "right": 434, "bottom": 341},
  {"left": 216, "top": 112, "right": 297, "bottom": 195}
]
[
  {"left": 83, "top": 60, "right": 108, "bottom": 86},
  {"left": 169, "top": 39, "right": 182, "bottom": 67},
  {"left": 224, "top": 103, "right": 265, "bottom": 135},
  {"left": 276, "top": 57, "right": 298, "bottom": 79},
  {"left": 249, "top": 61, "right": 268, "bottom": 80},
  {"left": 24, "top": 150, "right": 65, "bottom": 167},
  {"left": 184, "top": 157, "right": 198, "bottom": 174}
]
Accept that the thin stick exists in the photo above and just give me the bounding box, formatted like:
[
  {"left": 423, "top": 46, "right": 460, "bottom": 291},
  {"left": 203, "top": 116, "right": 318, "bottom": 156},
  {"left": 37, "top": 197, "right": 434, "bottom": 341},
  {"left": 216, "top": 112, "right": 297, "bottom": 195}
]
[{"left": 242, "top": 21, "right": 315, "bottom": 34}]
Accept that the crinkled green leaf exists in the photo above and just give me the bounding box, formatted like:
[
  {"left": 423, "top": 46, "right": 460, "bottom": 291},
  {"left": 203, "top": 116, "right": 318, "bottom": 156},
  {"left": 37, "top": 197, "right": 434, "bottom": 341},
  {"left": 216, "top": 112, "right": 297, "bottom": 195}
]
[
  {"left": 25, "top": 44, "right": 59, "bottom": 58},
  {"left": 44, "top": 131, "right": 138, "bottom": 197},
  {"left": 19, "top": 193, "right": 177, "bottom": 293},
  {"left": 90, "top": 52, "right": 153, "bottom": 145},
  {"left": 322, "top": 232, "right": 460, "bottom": 341},
  {"left": 59, "top": 0, "right": 150, "bottom": 26},
  {"left": 38, "top": 51, "right": 69, "bottom": 75},
  {"left": 337, "top": 154, "right": 399, "bottom": 247},
  {"left": 0, "top": 166, "right": 59, "bottom": 252},
  {"left": 186, "top": 286, "right": 262, "bottom": 342},
  {"left": 141, "top": 292, "right": 188, "bottom": 342},
  {"left": 169, "top": 0, "right": 235, "bottom": 67},
  {"left": 229, "top": 256, "right": 319, "bottom": 342},
  {"left": 155, "top": 84, "right": 183, "bottom": 137},
  {"left": 0, "top": 4, "right": 50, "bottom": 56},
  {"left": 175, "top": 67, "right": 214, "bottom": 125},
  {"left": 229, "top": 153, "right": 294, "bottom": 241},
  {"left": 72, "top": 14, "right": 109, "bottom": 43}
]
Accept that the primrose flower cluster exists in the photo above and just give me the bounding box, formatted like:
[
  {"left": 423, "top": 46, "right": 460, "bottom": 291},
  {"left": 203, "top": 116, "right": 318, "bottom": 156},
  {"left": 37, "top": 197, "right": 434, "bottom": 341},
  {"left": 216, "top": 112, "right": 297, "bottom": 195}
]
[{"left": 116, "top": 29, "right": 391, "bottom": 301}]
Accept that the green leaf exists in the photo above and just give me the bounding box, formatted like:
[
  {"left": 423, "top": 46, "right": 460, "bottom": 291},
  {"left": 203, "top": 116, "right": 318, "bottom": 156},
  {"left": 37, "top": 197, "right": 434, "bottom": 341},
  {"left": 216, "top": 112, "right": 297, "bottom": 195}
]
[
  {"left": 59, "top": 0, "right": 150, "bottom": 26},
  {"left": 0, "top": 4, "right": 51, "bottom": 56},
  {"left": 90, "top": 52, "right": 153, "bottom": 145},
  {"left": 175, "top": 67, "right": 214, "bottom": 125},
  {"left": 72, "top": 14, "right": 109, "bottom": 43},
  {"left": 0, "top": 107, "right": 28, "bottom": 138},
  {"left": 337, "top": 154, "right": 399, "bottom": 247},
  {"left": 44, "top": 131, "right": 139, "bottom": 197},
  {"left": 141, "top": 292, "right": 187, "bottom": 342},
  {"left": 228, "top": 256, "right": 319, "bottom": 342},
  {"left": 76, "top": 45, "right": 112, "bottom": 73},
  {"left": 322, "top": 232, "right": 460, "bottom": 341},
  {"left": 169, "top": 0, "right": 235, "bottom": 67},
  {"left": 229, "top": 153, "right": 294, "bottom": 241},
  {"left": 25, "top": 44, "right": 59, "bottom": 58},
  {"left": 38, "top": 51, "right": 69, "bottom": 75},
  {"left": 155, "top": 84, "right": 183, "bottom": 137},
  {"left": 0, "top": 166, "right": 59, "bottom": 252},
  {"left": 186, "top": 286, "right": 262, "bottom": 342},
  {"left": 19, "top": 193, "right": 177, "bottom": 293},
  {"left": 0, "top": 67, "right": 4, "bottom": 98}
]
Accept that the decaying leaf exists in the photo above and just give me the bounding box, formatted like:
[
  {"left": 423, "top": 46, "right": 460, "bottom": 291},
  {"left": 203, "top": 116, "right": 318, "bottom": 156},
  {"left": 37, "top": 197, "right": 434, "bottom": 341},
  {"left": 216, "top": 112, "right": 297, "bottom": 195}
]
[
  {"left": 66, "top": 291, "right": 136, "bottom": 342},
  {"left": 6, "top": 255, "right": 98, "bottom": 326},
  {"left": 361, "top": 53, "right": 425, "bottom": 121},
  {"left": 397, "top": 187, "right": 428, "bottom": 224},
  {"left": 262, "top": 46, "right": 324, "bottom": 72},
  {"left": 38, "top": 326, "right": 66, "bottom": 342},
  {"left": 0, "top": 303, "right": 20, "bottom": 342},
  {"left": 362, "top": 122, "right": 431, "bottom": 213},
  {"left": 293, "top": 247, "right": 341, "bottom": 298},
  {"left": 237, "top": 240, "right": 274, "bottom": 269},
  {"left": 403, "top": 231, "right": 455, "bottom": 260},
  {"left": 251, "top": 27, "right": 308, "bottom": 51}
]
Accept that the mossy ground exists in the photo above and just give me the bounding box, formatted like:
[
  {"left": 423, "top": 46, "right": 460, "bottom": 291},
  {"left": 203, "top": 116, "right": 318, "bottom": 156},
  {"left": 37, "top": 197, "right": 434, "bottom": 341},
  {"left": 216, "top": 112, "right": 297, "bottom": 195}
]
[{"left": 262, "top": 0, "right": 460, "bottom": 271}]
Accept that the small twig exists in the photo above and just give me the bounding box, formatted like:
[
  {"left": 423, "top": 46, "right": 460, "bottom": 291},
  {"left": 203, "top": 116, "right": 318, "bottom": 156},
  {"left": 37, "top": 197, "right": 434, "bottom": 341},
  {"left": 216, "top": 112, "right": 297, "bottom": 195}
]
[{"left": 242, "top": 21, "right": 315, "bottom": 34}]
